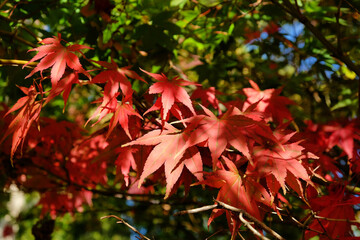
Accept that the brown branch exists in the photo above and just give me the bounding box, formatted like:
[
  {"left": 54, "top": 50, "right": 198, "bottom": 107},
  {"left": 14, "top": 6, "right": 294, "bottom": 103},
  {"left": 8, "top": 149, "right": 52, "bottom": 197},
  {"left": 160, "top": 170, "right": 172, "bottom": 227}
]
[
  {"left": 0, "top": 30, "right": 36, "bottom": 47},
  {"left": 215, "top": 200, "right": 285, "bottom": 240},
  {"left": 175, "top": 201, "right": 284, "bottom": 239},
  {"left": 307, "top": 210, "right": 335, "bottom": 240},
  {"left": 344, "top": 0, "right": 360, "bottom": 14},
  {"left": 0, "top": 58, "right": 35, "bottom": 67},
  {"left": 239, "top": 212, "right": 270, "bottom": 240},
  {"left": 0, "top": 14, "right": 42, "bottom": 42},
  {"left": 336, "top": 0, "right": 343, "bottom": 53},
  {"left": 0, "top": 0, "right": 9, "bottom": 9},
  {"left": 237, "top": 232, "right": 246, "bottom": 240},
  {"left": 20, "top": 25, "right": 42, "bottom": 42},
  {"left": 101, "top": 215, "right": 152, "bottom": 240}
]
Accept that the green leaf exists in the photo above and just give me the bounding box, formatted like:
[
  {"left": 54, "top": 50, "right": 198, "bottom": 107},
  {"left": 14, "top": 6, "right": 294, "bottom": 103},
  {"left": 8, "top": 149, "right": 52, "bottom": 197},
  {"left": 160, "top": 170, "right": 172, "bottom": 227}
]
[
  {"left": 331, "top": 98, "right": 352, "bottom": 111},
  {"left": 341, "top": 65, "right": 357, "bottom": 80},
  {"left": 228, "top": 23, "right": 235, "bottom": 35},
  {"left": 198, "top": 0, "right": 220, "bottom": 7},
  {"left": 170, "top": 0, "right": 188, "bottom": 8}
]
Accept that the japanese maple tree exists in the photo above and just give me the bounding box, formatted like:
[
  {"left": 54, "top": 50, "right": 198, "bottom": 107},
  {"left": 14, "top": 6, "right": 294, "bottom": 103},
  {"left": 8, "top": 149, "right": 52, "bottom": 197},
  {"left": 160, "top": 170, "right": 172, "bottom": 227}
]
[{"left": 1, "top": 0, "right": 360, "bottom": 240}]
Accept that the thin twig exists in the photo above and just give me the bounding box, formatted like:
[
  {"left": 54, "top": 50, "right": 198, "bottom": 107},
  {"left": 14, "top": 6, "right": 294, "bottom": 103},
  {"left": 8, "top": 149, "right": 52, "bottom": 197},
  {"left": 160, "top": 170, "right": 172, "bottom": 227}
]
[
  {"left": 205, "top": 229, "right": 225, "bottom": 240},
  {"left": 0, "top": 30, "right": 37, "bottom": 47},
  {"left": 237, "top": 232, "right": 246, "bottom": 240},
  {"left": 336, "top": 0, "right": 343, "bottom": 53},
  {"left": 344, "top": 0, "right": 360, "bottom": 14},
  {"left": 215, "top": 200, "right": 285, "bottom": 240},
  {"left": 174, "top": 204, "right": 218, "bottom": 216},
  {"left": 101, "top": 215, "right": 152, "bottom": 240},
  {"left": 20, "top": 25, "right": 42, "bottom": 42},
  {"left": 309, "top": 210, "right": 334, "bottom": 240},
  {"left": 249, "top": 0, "right": 262, "bottom": 8},
  {"left": 314, "top": 215, "right": 360, "bottom": 223},
  {"left": 0, "top": 0, "right": 9, "bottom": 9},
  {"left": 239, "top": 212, "right": 270, "bottom": 240}
]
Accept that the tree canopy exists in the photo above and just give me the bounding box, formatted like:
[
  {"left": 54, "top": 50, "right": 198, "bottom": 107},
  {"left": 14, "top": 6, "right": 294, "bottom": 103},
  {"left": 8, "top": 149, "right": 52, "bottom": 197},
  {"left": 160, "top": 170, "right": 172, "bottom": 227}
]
[{"left": 1, "top": 0, "right": 360, "bottom": 239}]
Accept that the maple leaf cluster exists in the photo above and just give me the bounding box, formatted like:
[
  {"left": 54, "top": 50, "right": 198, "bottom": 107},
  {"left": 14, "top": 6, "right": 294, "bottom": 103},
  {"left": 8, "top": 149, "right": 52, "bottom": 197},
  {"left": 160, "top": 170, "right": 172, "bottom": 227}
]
[{"left": 1, "top": 34, "right": 360, "bottom": 239}]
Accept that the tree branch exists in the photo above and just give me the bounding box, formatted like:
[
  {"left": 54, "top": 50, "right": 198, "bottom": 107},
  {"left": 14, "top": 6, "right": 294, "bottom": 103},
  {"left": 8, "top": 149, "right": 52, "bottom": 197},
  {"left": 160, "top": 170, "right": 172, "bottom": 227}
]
[
  {"left": 336, "top": 0, "right": 343, "bottom": 53},
  {"left": 238, "top": 212, "right": 270, "bottom": 240},
  {"left": 314, "top": 215, "right": 360, "bottom": 223},
  {"left": 0, "top": 58, "right": 36, "bottom": 67},
  {"left": 174, "top": 204, "right": 218, "bottom": 216},
  {"left": 215, "top": 200, "right": 285, "bottom": 240},
  {"left": 0, "top": 0, "right": 9, "bottom": 10},
  {"left": 0, "top": 30, "right": 37, "bottom": 47},
  {"left": 175, "top": 200, "right": 285, "bottom": 239},
  {"left": 344, "top": 0, "right": 360, "bottom": 14}
]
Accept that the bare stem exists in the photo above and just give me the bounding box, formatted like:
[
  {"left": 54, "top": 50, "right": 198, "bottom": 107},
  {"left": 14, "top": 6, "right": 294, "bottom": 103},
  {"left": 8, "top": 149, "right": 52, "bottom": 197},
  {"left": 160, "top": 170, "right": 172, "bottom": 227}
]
[{"left": 101, "top": 215, "right": 152, "bottom": 240}]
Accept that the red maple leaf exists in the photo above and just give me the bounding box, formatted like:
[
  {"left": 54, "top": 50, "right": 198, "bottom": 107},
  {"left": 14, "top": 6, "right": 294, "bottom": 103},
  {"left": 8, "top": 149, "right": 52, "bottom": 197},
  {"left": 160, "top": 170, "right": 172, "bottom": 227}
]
[
  {"left": 191, "top": 86, "right": 222, "bottom": 112},
  {"left": 141, "top": 69, "right": 197, "bottom": 123},
  {"left": 242, "top": 80, "right": 295, "bottom": 123},
  {"left": 86, "top": 61, "right": 145, "bottom": 126},
  {"left": 1, "top": 85, "right": 42, "bottom": 161},
  {"left": 23, "top": 33, "right": 91, "bottom": 87},
  {"left": 114, "top": 146, "right": 137, "bottom": 186},
  {"left": 202, "top": 157, "right": 273, "bottom": 239},
  {"left": 91, "top": 60, "right": 145, "bottom": 101},
  {"left": 123, "top": 123, "right": 202, "bottom": 198},
  {"left": 247, "top": 130, "right": 314, "bottom": 196},
  {"left": 305, "top": 185, "right": 360, "bottom": 239},
  {"left": 164, "top": 146, "right": 203, "bottom": 198},
  {"left": 112, "top": 143, "right": 152, "bottom": 189},
  {"left": 182, "top": 105, "right": 279, "bottom": 168},
  {"left": 107, "top": 100, "right": 143, "bottom": 139},
  {"left": 44, "top": 72, "right": 79, "bottom": 109},
  {"left": 299, "top": 121, "right": 341, "bottom": 176},
  {"left": 326, "top": 121, "right": 360, "bottom": 159}
]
